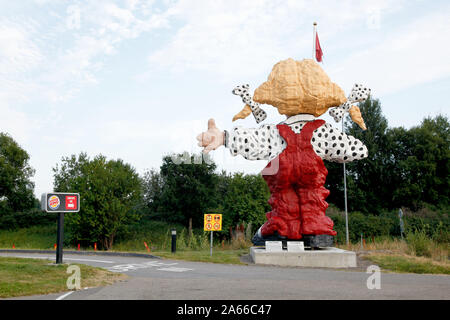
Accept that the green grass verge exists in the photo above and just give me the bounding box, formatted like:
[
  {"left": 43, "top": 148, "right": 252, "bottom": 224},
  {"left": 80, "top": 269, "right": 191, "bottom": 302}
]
[
  {"left": 0, "top": 225, "right": 56, "bottom": 249},
  {"left": 366, "top": 254, "right": 450, "bottom": 275},
  {"left": 0, "top": 257, "right": 126, "bottom": 298}
]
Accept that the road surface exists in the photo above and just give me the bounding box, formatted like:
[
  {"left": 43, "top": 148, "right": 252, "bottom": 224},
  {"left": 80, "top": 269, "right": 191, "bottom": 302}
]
[{"left": 1, "top": 252, "right": 449, "bottom": 300}]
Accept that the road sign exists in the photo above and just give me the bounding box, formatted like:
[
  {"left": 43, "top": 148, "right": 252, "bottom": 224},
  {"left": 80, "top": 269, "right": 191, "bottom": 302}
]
[
  {"left": 41, "top": 193, "right": 80, "bottom": 213},
  {"left": 204, "top": 214, "right": 222, "bottom": 257},
  {"left": 204, "top": 214, "right": 222, "bottom": 231},
  {"left": 41, "top": 192, "right": 80, "bottom": 264}
]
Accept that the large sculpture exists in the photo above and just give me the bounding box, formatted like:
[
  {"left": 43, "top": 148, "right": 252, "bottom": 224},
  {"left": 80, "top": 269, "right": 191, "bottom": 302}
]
[{"left": 197, "top": 58, "right": 370, "bottom": 247}]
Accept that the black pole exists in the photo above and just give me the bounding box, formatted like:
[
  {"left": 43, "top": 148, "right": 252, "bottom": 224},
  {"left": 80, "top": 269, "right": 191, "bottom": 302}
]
[
  {"left": 171, "top": 229, "right": 176, "bottom": 253},
  {"left": 56, "top": 212, "right": 64, "bottom": 264}
]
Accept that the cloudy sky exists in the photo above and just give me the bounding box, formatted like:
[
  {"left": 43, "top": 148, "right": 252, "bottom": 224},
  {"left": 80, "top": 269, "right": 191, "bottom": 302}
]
[{"left": 1, "top": 0, "right": 449, "bottom": 197}]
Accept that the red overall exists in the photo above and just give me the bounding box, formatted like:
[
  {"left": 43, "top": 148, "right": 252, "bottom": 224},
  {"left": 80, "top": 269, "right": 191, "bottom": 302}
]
[{"left": 261, "top": 120, "right": 337, "bottom": 239}]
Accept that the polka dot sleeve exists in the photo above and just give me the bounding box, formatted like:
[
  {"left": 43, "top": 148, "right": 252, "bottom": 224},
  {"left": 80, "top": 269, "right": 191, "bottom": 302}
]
[
  {"left": 225, "top": 122, "right": 368, "bottom": 163},
  {"left": 311, "top": 123, "right": 368, "bottom": 163},
  {"left": 225, "top": 125, "right": 285, "bottom": 161}
]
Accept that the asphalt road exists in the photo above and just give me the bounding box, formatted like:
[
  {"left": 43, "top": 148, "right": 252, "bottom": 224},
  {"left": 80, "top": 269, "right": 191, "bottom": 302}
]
[{"left": 1, "top": 252, "right": 449, "bottom": 300}]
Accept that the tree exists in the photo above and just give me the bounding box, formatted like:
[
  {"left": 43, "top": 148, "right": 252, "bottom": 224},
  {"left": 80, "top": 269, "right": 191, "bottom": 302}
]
[
  {"left": 216, "top": 172, "right": 270, "bottom": 233},
  {"left": 140, "top": 168, "right": 164, "bottom": 218},
  {"left": 325, "top": 98, "right": 391, "bottom": 214},
  {"left": 388, "top": 115, "right": 450, "bottom": 209},
  {"left": 0, "top": 133, "right": 35, "bottom": 214},
  {"left": 53, "top": 153, "right": 142, "bottom": 249},
  {"left": 326, "top": 98, "right": 449, "bottom": 213},
  {"left": 155, "top": 152, "right": 217, "bottom": 228}
]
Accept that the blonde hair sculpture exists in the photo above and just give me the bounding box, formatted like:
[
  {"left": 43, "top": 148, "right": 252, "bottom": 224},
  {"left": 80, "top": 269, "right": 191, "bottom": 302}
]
[{"left": 232, "top": 58, "right": 369, "bottom": 130}]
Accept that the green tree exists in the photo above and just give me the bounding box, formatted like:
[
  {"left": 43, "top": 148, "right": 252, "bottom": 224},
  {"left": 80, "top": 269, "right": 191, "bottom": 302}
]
[
  {"left": 344, "top": 97, "right": 392, "bottom": 213},
  {"left": 326, "top": 98, "right": 449, "bottom": 214},
  {"left": 388, "top": 115, "right": 449, "bottom": 209},
  {"left": 0, "top": 133, "right": 35, "bottom": 214},
  {"left": 140, "top": 168, "right": 164, "bottom": 219},
  {"left": 216, "top": 172, "right": 270, "bottom": 234},
  {"left": 156, "top": 152, "right": 217, "bottom": 228},
  {"left": 53, "top": 153, "right": 142, "bottom": 249}
]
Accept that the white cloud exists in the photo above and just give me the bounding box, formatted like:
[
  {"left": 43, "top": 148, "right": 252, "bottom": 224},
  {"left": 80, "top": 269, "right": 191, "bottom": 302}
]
[
  {"left": 147, "top": 0, "right": 405, "bottom": 79},
  {"left": 0, "top": 1, "right": 170, "bottom": 104},
  {"left": 0, "top": 24, "right": 43, "bottom": 75},
  {"left": 328, "top": 7, "right": 450, "bottom": 96},
  {"left": 146, "top": 0, "right": 450, "bottom": 99}
]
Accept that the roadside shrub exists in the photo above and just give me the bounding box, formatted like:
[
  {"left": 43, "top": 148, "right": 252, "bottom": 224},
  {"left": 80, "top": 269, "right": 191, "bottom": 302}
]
[
  {"left": 328, "top": 204, "right": 449, "bottom": 245},
  {"left": 328, "top": 209, "right": 400, "bottom": 243},
  {"left": 0, "top": 208, "right": 55, "bottom": 230},
  {"left": 406, "top": 229, "right": 433, "bottom": 257}
]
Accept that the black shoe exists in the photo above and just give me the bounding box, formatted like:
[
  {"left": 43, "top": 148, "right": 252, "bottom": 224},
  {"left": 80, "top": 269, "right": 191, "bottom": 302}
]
[
  {"left": 252, "top": 227, "right": 334, "bottom": 248},
  {"left": 301, "top": 234, "right": 334, "bottom": 248},
  {"left": 251, "top": 227, "right": 287, "bottom": 246}
]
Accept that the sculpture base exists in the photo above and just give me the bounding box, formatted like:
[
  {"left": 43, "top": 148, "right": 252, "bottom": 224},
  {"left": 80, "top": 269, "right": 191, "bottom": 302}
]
[
  {"left": 250, "top": 246, "right": 357, "bottom": 268},
  {"left": 252, "top": 230, "right": 334, "bottom": 248}
]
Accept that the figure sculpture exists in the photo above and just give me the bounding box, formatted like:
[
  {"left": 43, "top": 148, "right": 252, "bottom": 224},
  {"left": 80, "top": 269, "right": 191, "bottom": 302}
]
[{"left": 197, "top": 58, "right": 370, "bottom": 247}]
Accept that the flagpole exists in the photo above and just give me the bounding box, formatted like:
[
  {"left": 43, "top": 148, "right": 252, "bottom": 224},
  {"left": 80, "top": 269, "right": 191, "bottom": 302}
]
[
  {"left": 313, "top": 22, "right": 317, "bottom": 60},
  {"left": 343, "top": 117, "right": 349, "bottom": 246}
]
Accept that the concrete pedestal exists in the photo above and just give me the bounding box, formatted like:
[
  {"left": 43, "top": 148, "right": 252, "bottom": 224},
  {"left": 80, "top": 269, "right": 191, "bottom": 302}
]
[{"left": 250, "top": 246, "right": 357, "bottom": 268}]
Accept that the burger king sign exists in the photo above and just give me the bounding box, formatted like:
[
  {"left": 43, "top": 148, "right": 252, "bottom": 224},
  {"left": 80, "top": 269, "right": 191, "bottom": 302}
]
[
  {"left": 48, "top": 195, "right": 61, "bottom": 210},
  {"left": 41, "top": 192, "right": 80, "bottom": 213}
]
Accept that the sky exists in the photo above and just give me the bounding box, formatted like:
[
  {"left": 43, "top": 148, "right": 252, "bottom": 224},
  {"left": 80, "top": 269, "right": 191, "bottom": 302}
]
[{"left": 0, "top": 0, "right": 449, "bottom": 198}]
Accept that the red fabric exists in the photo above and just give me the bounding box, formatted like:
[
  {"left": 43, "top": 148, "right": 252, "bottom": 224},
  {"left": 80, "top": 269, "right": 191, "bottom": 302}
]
[
  {"left": 315, "top": 32, "right": 323, "bottom": 63},
  {"left": 260, "top": 120, "right": 336, "bottom": 239}
]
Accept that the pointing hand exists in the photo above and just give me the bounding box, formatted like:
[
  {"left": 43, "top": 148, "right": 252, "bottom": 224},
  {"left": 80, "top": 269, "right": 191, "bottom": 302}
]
[{"left": 196, "top": 118, "right": 224, "bottom": 154}]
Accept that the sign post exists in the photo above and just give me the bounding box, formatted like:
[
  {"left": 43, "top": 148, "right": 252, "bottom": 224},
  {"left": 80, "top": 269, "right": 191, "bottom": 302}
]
[
  {"left": 204, "top": 214, "right": 222, "bottom": 257},
  {"left": 210, "top": 231, "right": 213, "bottom": 256},
  {"left": 41, "top": 193, "right": 80, "bottom": 264},
  {"left": 398, "top": 208, "right": 405, "bottom": 240},
  {"left": 56, "top": 213, "right": 64, "bottom": 264}
]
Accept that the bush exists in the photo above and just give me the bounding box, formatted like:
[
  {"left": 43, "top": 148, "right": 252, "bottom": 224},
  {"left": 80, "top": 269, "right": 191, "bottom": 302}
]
[
  {"left": 406, "top": 229, "right": 433, "bottom": 257},
  {"left": 328, "top": 209, "right": 400, "bottom": 243},
  {"left": 0, "top": 208, "right": 56, "bottom": 230},
  {"left": 328, "top": 205, "right": 450, "bottom": 245}
]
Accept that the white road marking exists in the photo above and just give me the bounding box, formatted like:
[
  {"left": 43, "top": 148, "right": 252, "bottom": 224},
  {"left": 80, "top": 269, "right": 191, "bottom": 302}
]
[
  {"left": 63, "top": 258, "right": 115, "bottom": 264},
  {"left": 3, "top": 253, "right": 192, "bottom": 273},
  {"left": 10, "top": 255, "right": 53, "bottom": 260},
  {"left": 157, "top": 267, "right": 193, "bottom": 272},
  {"left": 56, "top": 291, "right": 74, "bottom": 300},
  {"left": 108, "top": 261, "right": 192, "bottom": 273}
]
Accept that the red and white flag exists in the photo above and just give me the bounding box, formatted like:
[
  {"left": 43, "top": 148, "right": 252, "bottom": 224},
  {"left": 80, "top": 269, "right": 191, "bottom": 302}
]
[{"left": 315, "top": 32, "right": 323, "bottom": 63}]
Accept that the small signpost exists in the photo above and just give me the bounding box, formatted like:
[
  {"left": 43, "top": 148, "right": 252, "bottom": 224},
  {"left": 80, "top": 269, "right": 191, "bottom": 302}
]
[
  {"left": 398, "top": 208, "right": 405, "bottom": 239},
  {"left": 204, "top": 214, "right": 222, "bottom": 256},
  {"left": 41, "top": 192, "right": 80, "bottom": 264}
]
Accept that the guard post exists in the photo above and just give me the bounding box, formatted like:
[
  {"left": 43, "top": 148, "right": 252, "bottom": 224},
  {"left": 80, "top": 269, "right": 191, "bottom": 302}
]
[
  {"left": 41, "top": 192, "right": 80, "bottom": 264},
  {"left": 171, "top": 229, "right": 177, "bottom": 253}
]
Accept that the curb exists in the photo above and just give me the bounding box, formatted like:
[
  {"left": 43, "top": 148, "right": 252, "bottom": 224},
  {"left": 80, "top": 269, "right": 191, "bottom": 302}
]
[{"left": 0, "top": 249, "right": 161, "bottom": 260}]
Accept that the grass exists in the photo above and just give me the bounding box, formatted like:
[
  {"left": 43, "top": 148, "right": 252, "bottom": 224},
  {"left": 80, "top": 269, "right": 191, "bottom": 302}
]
[
  {"left": 0, "top": 225, "right": 56, "bottom": 249},
  {"left": 339, "top": 236, "right": 448, "bottom": 260},
  {"left": 338, "top": 235, "right": 449, "bottom": 275},
  {"left": 0, "top": 257, "right": 127, "bottom": 298},
  {"left": 365, "top": 253, "right": 450, "bottom": 275}
]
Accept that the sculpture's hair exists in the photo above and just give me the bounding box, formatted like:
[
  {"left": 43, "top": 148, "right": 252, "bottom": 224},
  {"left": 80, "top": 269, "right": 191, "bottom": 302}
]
[{"left": 253, "top": 58, "right": 346, "bottom": 117}]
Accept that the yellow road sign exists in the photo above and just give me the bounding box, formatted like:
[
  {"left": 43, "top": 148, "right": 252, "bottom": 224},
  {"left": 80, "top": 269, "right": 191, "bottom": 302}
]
[{"left": 204, "top": 214, "right": 222, "bottom": 231}]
